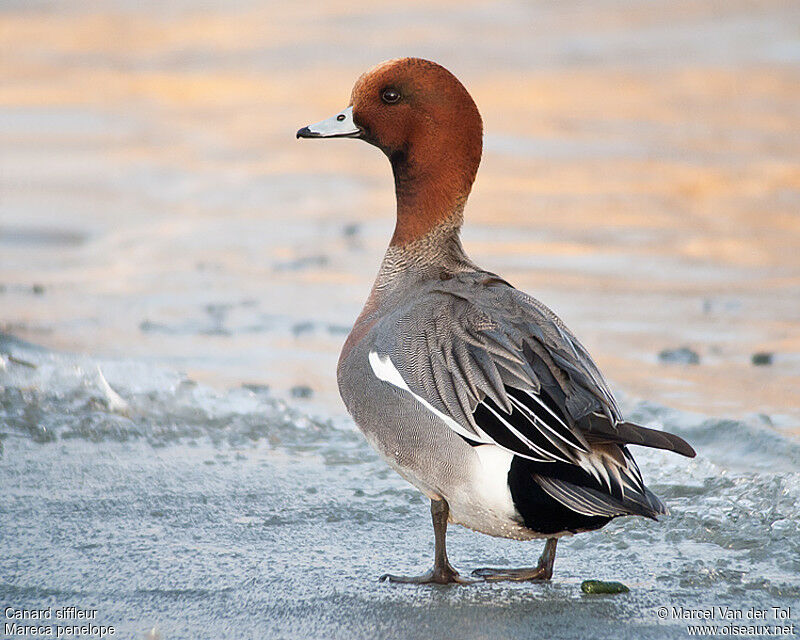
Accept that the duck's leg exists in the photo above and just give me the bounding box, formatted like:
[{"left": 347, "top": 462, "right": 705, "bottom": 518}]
[
  {"left": 380, "top": 498, "right": 476, "bottom": 584},
  {"left": 471, "top": 537, "right": 558, "bottom": 582}
]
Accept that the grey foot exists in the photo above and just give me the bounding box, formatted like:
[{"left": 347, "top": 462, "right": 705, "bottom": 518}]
[
  {"left": 380, "top": 566, "right": 478, "bottom": 585},
  {"left": 473, "top": 538, "right": 558, "bottom": 582},
  {"left": 470, "top": 566, "right": 552, "bottom": 582}
]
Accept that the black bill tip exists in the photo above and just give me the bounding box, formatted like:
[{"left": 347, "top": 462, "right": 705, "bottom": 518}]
[{"left": 296, "top": 126, "right": 315, "bottom": 139}]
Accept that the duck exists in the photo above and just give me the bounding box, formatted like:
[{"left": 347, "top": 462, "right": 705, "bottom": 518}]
[{"left": 297, "top": 57, "right": 695, "bottom": 584}]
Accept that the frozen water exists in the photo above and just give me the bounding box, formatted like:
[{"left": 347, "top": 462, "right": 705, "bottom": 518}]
[{"left": 2, "top": 334, "right": 798, "bottom": 640}]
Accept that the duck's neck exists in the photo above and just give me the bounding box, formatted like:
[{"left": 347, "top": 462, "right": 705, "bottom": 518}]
[
  {"left": 388, "top": 143, "right": 477, "bottom": 249},
  {"left": 374, "top": 144, "right": 481, "bottom": 288}
]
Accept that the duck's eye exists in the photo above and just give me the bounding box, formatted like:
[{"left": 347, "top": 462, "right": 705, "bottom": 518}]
[{"left": 381, "top": 88, "right": 401, "bottom": 105}]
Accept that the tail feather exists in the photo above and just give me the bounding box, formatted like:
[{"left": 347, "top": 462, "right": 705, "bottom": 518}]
[
  {"left": 581, "top": 413, "right": 696, "bottom": 458},
  {"left": 534, "top": 474, "right": 665, "bottom": 520}
]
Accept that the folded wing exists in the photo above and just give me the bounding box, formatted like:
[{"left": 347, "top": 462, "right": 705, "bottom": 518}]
[{"left": 371, "top": 272, "right": 695, "bottom": 520}]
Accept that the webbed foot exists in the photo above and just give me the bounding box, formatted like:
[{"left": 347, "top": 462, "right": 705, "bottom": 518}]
[
  {"left": 380, "top": 564, "right": 477, "bottom": 585},
  {"left": 471, "top": 537, "right": 558, "bottom": 582}
]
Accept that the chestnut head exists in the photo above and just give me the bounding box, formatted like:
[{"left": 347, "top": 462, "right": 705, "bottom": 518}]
[
  {"left": 298, "top": 58, "right": 482, "bottom": 177},
  {"left": 298, "top": 58, "right": 483, "bottom": 245}
]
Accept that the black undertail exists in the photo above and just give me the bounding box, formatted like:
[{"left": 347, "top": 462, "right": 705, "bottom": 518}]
[{"left": 507, "top": 456, "right": 613, "bottom": 534}]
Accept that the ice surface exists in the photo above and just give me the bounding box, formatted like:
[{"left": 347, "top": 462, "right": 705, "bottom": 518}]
[{"left": 2, "top": 335, "right": 798, "bottom": 640}]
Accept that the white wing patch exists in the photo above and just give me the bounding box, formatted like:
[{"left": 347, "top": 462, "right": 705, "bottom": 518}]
[{"left": 368, "top": 350, "right": 490, "bottom": 442}]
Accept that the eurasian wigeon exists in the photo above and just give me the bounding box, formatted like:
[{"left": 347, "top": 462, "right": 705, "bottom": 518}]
[{"left": 297, "top": 58, "right": 695, "bottom": 584}]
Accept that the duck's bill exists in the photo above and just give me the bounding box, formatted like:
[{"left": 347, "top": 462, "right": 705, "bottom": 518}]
[{"left": 296, "top": 106, "right": 361, "bottom": 139}]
